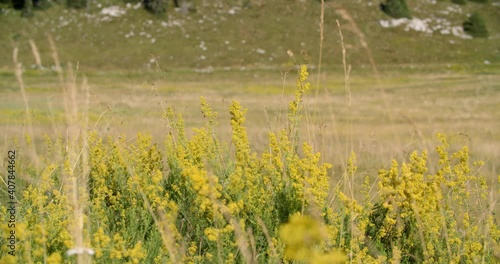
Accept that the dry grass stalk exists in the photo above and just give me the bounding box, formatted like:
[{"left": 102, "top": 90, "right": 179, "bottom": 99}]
[
  {"left": 411, "top": 203, "right": 430, "bottom": 262},
  {"left": 256, "top": 217, "right": 279, "bottom": 263},
  {"left": 336, "top": 19, "right": 356, "bottom": 262},
  {"left": 217, "top": 201, "right": 255, "bottom": 264},
  {"left": 45, "top": 35, "right": 92, "bottom": 263},
  {"left": 29, "top": 39, "right": 42, "bottom": 68},
  {"left": 334, "top": 5, "right": 402, "bottom": 145},
  {"left": 156, "top": 206, "right": 184, "bottom": 263},
  {"left": 47, "top": 34, "right": 64, "bottom": 82},
  {"left": 316, "top": 0, "right": 325, "bottom": 98},
  {"left": 12, "top": 45, "right": 40, "bottom": 168},
  {"left": 335, "top": 19, "right": 352, "bottom": 181},
  {"left": 333, "top": 6, "right": 379, "bottom": 80}
]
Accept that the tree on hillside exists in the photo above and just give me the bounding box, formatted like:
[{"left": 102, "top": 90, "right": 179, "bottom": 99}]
[
  {"left": 380, "top": 0, "right": 412, "bottom": 19},
  {"left": 0, "top": 0, "right": 9, "bottom": 14},
  {"left": 463, "top": 12, "right": 489, "bottom": 38},
  {"left": 144, "top": 0, "right": 180, "bottom": 15},
  {"left": 143, "top": 0, "right": 168, "bottom": 15},
  {"left": 10, "top": 0, "right": 33, "bottom": 17},
  {"left": 67, "top": 0, "right": 87, "bottom": 9},
  {"left": 11, "top": 0, "right": 24, "bottom": 9},
  {"left": 21, "top": 0, "right": 32, "bottom": 17},
  {"left": 32, "top": 0, "right": 51, "bottom": 9},
  {"left": 5, "top": 0, "right": 50, "bottom": 16}
]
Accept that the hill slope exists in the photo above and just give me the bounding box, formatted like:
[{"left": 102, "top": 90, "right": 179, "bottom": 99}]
[{"left": 0, "top": 0, "right": 499, "bottom": 71}]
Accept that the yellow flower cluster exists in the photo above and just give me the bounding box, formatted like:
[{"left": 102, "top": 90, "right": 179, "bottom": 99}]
[
  {"left": 20, "top": 163, "right": 75, "bottom": 262},
  {"left": 289, "top": 64, "right": 311, "bottom": 118},
  {"left": 372, "top": 133, "right": 496, "bottom": 263},
  {"left": 280, "top": 213, "right": 347, "bottom": 263}
]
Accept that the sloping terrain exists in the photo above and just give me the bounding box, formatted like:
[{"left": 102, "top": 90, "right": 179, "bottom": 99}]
[{"left": 0, "top": 0, "right": 498, "bottom": 71}]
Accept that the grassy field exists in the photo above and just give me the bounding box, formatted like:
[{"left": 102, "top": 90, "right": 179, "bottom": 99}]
[
  {"left": 2, "top": 64, "right": 499, "bottom": 175},
  {"left": 1, "top": 0, "right": 500, "bottom": 263},
  {"left": 1, "top": 62, "right": 499, "bottom": 263}
]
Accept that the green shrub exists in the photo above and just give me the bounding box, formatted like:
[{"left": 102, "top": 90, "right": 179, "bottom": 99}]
[
  {"left": 0, "top": 0, "right": 9, "bottom": 8},
  {"left": 33, "top": 0, "right": 51, "bottom": 10},
  {"left": 380, "top": 0, "right": 412, "bottom": 19},
  {"left": 463, "top": 12, "right": 489, "bottom": 38},
  {"left": 143, "top": 0, "right": 168, "bottom": 15},
  {"left": 11, "top": 0, "right": 24, "bottom": 9},
  {"left": 451, "top": 0, "right": 467, "bottom": 5},
  {"left": 66, "top": 0, "right": 86, "bottom": 9},
  {"left": 10, "top": 0, "right": 34, "bottom": 16},
  {"left": 21, "top": 0, "right": 33, "bottom": 17}
]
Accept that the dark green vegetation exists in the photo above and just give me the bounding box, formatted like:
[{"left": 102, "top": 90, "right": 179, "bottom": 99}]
[
  {"left": 143, "top": 0, "right": 167, "bottom": 15},
  {"left": 2, "top": 0, "right": 180, "bottom": 16},
  {"left": 470, "top": 0, "right": 491, "bottom": 3},
  {"left": 380, "top": 0, "right": 412, "bottom": 19},
  {"left": 464, "top": 11, "right": 490, "bottom": 38},
  {"left": 452, "top": 0, "right": 492, "bottom": 4},
  {"left": 66, "top": 0, "right": 87, "bottom": 9}
]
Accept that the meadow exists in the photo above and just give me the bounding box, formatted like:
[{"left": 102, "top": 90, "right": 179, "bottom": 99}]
[
  {"left": 1, "top": 0, "right": 500, "bottom": 263},
  {"left": 1, "top": 58, "right": 499, "bottom": 263}
]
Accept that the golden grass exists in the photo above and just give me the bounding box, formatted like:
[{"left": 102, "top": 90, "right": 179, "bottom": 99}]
[{"left": 2, "top": 67, "right": 499, "bottom": 178}]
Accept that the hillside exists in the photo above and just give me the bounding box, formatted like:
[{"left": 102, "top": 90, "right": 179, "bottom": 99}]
[{"left": 0, "top": 0, "right": 499, "bottom": 72}]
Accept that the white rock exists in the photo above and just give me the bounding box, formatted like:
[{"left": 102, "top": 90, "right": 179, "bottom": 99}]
[{"left": 101, "top": 6, "right": 126, "bottom": 17}]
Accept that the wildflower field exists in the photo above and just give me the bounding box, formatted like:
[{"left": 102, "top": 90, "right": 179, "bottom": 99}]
[
  {"left": 1, "top": 0, "right": 500, "bottom": 262},
  {"left": 1, "top": 59, "right": 499, "bottom": 263}
]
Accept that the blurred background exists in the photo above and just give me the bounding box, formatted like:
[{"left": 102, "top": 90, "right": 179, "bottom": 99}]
[{"left": 1, "top": 0, "right": 499, "bottom": 178}]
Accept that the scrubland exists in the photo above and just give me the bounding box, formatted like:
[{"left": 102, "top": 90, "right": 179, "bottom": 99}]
[
  {"left": 1, "top": 0, "right": 500, "bottom": 263},
  {"left": 0, "top": 60, "right": 499, "bottom": 263}
]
